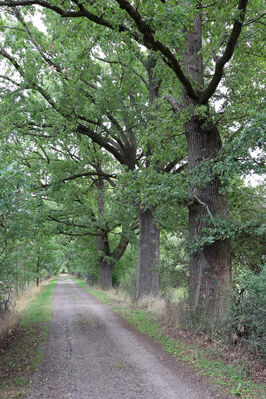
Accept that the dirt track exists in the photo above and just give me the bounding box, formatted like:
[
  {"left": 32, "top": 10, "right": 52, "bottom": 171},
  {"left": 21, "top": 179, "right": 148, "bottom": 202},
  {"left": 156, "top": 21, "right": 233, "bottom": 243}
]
[{"left": 27, "top": 276, "right": 228, "bottom": 399}]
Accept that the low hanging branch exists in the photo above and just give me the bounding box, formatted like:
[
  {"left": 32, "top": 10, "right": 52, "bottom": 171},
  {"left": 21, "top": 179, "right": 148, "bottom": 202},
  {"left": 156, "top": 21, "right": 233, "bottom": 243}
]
[
  {"left": 49, "top": 216, "right": 102, "bottom": 237},
  {"left": 42, "top": 171, "right": 116, "bottom": 188}
]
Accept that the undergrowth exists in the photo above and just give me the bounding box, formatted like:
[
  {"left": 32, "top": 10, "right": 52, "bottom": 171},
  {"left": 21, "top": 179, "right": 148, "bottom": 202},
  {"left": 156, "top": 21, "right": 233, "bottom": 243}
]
[
  {"left": 72, "top": 276, "right": 265, "bottom": 399},
  {"left": 0, "top": 277, "right": 58, "bottom": 399}
]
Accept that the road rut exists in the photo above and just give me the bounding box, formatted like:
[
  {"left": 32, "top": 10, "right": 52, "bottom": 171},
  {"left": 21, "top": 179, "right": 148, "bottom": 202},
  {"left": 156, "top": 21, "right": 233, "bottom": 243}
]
[{"left": 27, "top": 276, "right": 227, "bottom": 399}]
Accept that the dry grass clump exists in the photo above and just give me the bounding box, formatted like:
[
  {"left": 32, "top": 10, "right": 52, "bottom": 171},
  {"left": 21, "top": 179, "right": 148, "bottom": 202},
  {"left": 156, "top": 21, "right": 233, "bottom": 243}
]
[
  {"left": 138, "top": 295, "right": 167, "bottom": 318},
  {"left": 113, "top": 289, "right": 134, "bottom": 306},
  {"left": 138, "top": 294, "right": 184, "bottom": 328},
  {"left": 0, "top": 283, "right": 46, "bottom": 339}
]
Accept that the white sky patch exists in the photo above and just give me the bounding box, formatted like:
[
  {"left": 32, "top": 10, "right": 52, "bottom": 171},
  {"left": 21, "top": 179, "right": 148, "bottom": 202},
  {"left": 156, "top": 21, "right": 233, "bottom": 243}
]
[
  {"left": 27, "top": 6, "right": 47, "bottom": 33},
  {"left": 245, "top": 148, "right": 265, "bottom": 187},
  {"left": 245, "top": 174, "right": 265, "bottom": 187}
]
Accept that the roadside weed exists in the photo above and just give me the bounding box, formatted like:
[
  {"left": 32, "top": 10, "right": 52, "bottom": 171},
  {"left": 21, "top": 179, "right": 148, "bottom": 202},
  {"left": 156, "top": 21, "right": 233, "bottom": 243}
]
[
  {"left": 0, "top": 277, "right": 58, "bottom": 399},
  {"left": 73, "top": 277, "right": 265, "bottom": 399}
]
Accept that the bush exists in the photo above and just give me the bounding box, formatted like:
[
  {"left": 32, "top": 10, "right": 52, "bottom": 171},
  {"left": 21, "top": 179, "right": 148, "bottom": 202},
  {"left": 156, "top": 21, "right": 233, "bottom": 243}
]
[
  {"left": 158, "top": 233, "right": 188, "bottom": 293},
  {"left": 229, "top": 266, "right": 266, "bottom": 355},
  {"left": 118, "top": 267, "right": 137, "bottom": 298}
]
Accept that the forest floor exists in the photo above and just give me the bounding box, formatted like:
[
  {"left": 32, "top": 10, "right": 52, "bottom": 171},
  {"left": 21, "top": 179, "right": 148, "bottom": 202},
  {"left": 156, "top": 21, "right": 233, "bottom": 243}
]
[{"left": 23, "top": 275, "right": 231, "bottom": 399}]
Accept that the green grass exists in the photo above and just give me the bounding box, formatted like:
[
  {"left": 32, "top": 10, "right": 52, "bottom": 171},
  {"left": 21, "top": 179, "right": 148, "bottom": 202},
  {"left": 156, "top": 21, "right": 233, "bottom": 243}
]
[
  {"left": 71, "top": 277, "right": 115, "bottom": 304},
  {"left": 116, "top": 308, "right": 264, "bottom": 399},
  {"left": 20, "top": 278, "right": 57, "bottom": 326},
  {"left": 72, "top": 276, "right": 265, "bottom": 399},
  {"left": 0, "top": 278, "right": 58, "bottom": 399},
  {"left": 173, "top": 287, "right": 186, "bottom": 299}
]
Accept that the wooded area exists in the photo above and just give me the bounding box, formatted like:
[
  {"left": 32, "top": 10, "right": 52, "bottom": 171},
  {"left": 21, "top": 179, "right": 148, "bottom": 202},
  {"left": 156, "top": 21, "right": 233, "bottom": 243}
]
[{"left": 0, "top": 0, "right": 265, "bottom": 354}]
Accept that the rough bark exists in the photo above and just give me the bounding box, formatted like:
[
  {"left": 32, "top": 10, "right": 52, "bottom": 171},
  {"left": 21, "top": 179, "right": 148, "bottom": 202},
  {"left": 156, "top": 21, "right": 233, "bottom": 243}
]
[
  {"left": 135, "top": 208, "right": 160, "bottom": 300},
  {"left": 135, "top": 57, "right": 160, "bottom": 300},
  {"left": 95, "top": 178, "right": 129, "bottom": 290},
  {"left": 97, "top": 230, "right": 130, "bottom": 290},
  {"left": 98, "top": 259, "right": 114, "bottom": 290},
  {"left": 184, "top": 12, "right": 232, "bottom": 319},
  {"left": 186, "top": 117, "right": 231, "bottom": 318}
]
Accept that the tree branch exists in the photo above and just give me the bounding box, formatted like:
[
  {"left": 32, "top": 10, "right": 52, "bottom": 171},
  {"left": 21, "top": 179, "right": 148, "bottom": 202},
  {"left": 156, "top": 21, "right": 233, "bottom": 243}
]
[
  {"left": 244, "top": 12, "right": 266, "bottom": 26},
  {"left": 0, "top": 0, "right": 85, "bottom": 17},
  {"left": 163, "top": 94, "right": 182, "bottom": 113},
  {"left": 93, "top": 55, "right": 149, "bottom": 89},
  {"left": 77, "top": 124, "right": 130, "bottom": 168},
  {"left": 111, "top": 234, "right": 129, "bottom": 261},
  {"left": 200, "top": 0, "right": 249, "bottom": 104},
  {"left": 0, "top": 0, "right": 198, "bottom": 100},
  {"left": 43, "top": 171, "right": 116, "bottom": 188},
  {"left": 55, "top": 230, "right": 101, "bottom": 237},
  {"left": 115, "top": 0, "right": 198, "bottom": 101},
  {"left": 0, "top": 74, "right": 20, "bottom": 86},
  {"left": 49, "top": 215, "right": 94, "bottom": 230}
]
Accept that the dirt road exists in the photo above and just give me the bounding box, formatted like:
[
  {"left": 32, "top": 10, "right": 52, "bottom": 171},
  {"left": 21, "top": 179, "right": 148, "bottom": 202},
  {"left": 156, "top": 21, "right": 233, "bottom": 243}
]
[{"left": 27, "top": 276, "right": 226, "bottom": 399}]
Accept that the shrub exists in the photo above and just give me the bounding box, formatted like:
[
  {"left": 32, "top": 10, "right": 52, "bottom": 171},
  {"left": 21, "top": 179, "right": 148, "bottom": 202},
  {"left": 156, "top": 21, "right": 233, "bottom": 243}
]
[
  {"left": 118, "top": 267, "right": 137, "bottom": 299},
  {"left": 229, "top": 266, "right": 266, "bottom": 356}
]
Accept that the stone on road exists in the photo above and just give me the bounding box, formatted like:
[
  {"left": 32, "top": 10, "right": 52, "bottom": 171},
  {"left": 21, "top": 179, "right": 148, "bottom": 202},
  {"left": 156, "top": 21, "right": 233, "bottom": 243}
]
[{"left": 27, "top": 276, "right": 224, "bottom": 399}]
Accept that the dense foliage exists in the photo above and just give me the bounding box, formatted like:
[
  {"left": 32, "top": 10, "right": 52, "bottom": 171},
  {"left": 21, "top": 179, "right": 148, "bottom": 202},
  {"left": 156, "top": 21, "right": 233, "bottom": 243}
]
[{"left": 0, "top": 1, "right": 264, "bottom": 351}]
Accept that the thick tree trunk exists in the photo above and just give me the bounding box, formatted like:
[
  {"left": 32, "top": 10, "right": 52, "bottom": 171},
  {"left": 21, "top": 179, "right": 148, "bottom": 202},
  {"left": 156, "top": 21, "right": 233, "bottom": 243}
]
[
  {"left": 184, "top": 12, "right": 231, "bottom": 319},
  {"left": 96, "top": 231, "right": 113, "bottom": 290},
  {"left": 186, "top": 118, "right": 231, "bottom": 319},
  {"left": 134, "top": 57, "right": 161, "bottom": 301},
  {"left": 98, "top": 260, "right": 114, "bottom": 290},
  {"left": 135, "top": 208, "right": 160, "bottom": 300},
  {"left": 95, "top": 179, "right": 113, "bottom": 290}
]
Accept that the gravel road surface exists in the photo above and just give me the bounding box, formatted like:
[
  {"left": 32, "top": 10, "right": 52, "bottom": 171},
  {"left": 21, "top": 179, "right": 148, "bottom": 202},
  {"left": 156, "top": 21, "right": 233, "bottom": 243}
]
[{"left": 27, "top": 276, "right": 228, "bottom": 399}]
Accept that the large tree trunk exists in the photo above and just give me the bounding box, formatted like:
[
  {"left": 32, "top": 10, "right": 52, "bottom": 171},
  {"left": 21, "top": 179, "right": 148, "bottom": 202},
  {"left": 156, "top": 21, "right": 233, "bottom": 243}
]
[
  {"left": 96, "top": 179, "right": 114, "bottom": 290},
  {"left": 98, "top": 259, "right": 114, "bottom": 290},
  {"left": 184, "top": 12, "right": 231, "bottom": 319},
  {"left": 186, "top": 117, "right": 231, "bottom": 319},
  {"left": 135, "top": 208, "right": 160, "bottom": 300},
  {"left": 95, "top": 178, "right": 130, "bottom": 290},
  {"left": 135, "top": 57, "right": 161, "bottom": 300},
  {"left": 96, "top": 232, "right": 114, "bottom": 290}
]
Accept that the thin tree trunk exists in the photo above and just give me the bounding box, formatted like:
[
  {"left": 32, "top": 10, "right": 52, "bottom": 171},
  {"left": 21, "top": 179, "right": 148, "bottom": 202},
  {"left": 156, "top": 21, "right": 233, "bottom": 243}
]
[
  {"left": 184, "top": 11, "right": 232, "bottom": 319},
  {"left": 135, "top": 208, "right": 160, "bottom": 300},
  {"left": 36, "top": 256, "right": 40, "bottom": 287}
]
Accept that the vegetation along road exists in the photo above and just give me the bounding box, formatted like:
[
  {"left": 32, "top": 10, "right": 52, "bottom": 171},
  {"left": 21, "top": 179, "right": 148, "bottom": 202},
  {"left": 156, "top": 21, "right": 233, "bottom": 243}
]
[{"left": 27, "top": 276, "right": 224, "bottom": 399}]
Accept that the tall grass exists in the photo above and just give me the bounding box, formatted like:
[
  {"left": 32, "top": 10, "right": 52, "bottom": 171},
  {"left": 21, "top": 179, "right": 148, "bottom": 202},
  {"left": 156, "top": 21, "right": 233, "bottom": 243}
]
[
  {"left": 0, "top": 281, "right": 50, "bottom": 339},
  {"left": 0, "top": 278, "right": 58, "bottom": 399}
]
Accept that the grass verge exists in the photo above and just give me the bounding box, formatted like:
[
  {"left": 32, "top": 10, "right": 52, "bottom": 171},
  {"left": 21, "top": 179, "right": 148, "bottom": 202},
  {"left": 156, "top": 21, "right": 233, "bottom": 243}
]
[
  {"left": 0, "top": 278, "right": 58, "bottom": 399},
  {"left": 71, "top": 276, "right": 265, "bottom": 399},
  {"left": 71, "top": 277, "right": 116, "bottom": 304}
]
